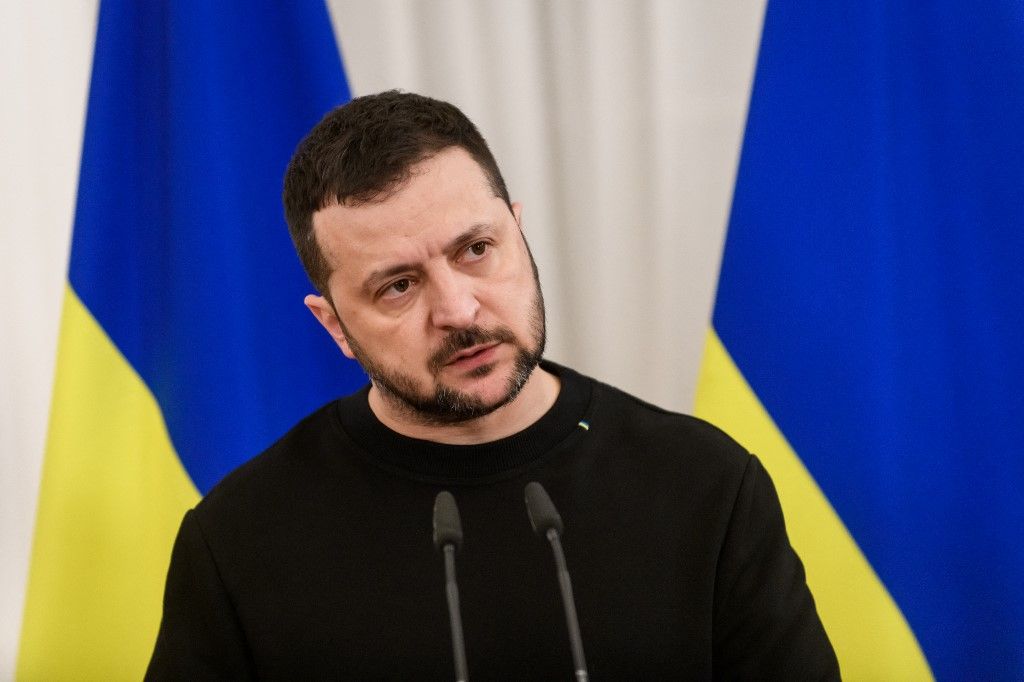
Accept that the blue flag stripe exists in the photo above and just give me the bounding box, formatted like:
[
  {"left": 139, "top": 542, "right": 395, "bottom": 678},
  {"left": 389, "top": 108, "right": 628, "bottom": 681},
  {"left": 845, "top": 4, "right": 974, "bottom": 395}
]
[
  {"left": 69, "top": 1, "right": 365, "bottom": 493},
  {"left": 715, "top": 2, "right": 1024, "bottom": 678}
]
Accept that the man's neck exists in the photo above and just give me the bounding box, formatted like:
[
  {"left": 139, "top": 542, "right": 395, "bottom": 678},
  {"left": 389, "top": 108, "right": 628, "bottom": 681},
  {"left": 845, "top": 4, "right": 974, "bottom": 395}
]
[{"left": 366, "top": 366, "right": 561, "bottom": 445}]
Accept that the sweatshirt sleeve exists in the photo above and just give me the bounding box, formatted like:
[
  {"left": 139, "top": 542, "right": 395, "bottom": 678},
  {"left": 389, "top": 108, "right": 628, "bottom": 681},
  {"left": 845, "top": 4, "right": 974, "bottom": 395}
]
[
  {"left": 711, "top": 454, "right": 840, "bottom": 680},
  {"left": 145, "top": 509, "right": 255, "bottom": 681}
]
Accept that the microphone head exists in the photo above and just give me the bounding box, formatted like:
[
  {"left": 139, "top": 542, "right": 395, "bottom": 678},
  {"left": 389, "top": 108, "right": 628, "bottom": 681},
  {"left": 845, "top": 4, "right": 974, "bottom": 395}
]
[
  {"left": 432, "top": 491, "right": 463, "bottom": 550},
  {"left": 524, "top": 481, "right": 564, "bottom": 536}
]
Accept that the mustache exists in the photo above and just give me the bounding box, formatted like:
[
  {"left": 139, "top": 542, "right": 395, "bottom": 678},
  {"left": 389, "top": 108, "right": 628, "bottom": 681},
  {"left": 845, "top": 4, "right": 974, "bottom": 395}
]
[{"left": 428, "top": 326, "right": 517, "bottom": 373}]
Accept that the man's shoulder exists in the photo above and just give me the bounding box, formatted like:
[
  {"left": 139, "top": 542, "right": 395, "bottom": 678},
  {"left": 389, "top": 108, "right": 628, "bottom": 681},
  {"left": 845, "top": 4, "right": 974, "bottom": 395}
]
[
  {"left": 551, "top": 361, "right": 752, "bottom": 474},
  {"left": 195, "top": 397, "right": 347, "bottom": 519}
]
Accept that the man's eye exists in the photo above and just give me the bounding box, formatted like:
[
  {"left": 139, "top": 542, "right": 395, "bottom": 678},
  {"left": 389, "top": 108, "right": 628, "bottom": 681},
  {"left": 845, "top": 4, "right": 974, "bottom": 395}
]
[
  {"left": 382, "top": 279, "right": 411, "bottom": 298},
  {"left": 466, "top": 242, "right": 488, "bottom": 258}
]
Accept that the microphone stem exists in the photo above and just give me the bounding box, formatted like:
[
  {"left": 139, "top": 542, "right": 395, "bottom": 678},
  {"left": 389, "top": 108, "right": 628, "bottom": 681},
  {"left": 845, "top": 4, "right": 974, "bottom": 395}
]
[
  {"left": 546, "top": 528, "right": 588, "bottom": 681},
  {"left": 443, "top": 544, "right": 469, "bottom": 682}
]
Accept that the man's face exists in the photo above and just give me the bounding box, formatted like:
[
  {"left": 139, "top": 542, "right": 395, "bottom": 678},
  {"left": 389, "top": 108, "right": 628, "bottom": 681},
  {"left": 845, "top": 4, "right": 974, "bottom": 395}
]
[{"left": 306, "top": 147, "right": 545, "bottom": 425}]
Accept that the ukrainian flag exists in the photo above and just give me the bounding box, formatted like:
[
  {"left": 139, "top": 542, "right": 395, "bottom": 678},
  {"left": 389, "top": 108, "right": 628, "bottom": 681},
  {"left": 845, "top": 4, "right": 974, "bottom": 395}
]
[
  {"left": 696, "top": 2, "right": 1024, "bottom": 679},
  {"left": 17, "top": 3, "right": 362, "bottom": 678}
]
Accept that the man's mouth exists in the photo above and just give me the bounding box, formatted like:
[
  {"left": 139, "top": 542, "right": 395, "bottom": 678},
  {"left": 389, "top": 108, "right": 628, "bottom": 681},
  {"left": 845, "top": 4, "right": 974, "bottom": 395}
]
[
  {"left": 445, "top": 342, "right": 500, "bottom": 367},
  {"left": 428, "top": 326, "right": 517, "bottom": 373}
]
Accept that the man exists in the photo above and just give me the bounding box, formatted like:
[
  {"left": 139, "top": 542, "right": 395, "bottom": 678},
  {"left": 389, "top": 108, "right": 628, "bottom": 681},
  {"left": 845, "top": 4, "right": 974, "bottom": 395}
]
[{"left": 147, "top": 91, "right": 839, "bottom": 679}]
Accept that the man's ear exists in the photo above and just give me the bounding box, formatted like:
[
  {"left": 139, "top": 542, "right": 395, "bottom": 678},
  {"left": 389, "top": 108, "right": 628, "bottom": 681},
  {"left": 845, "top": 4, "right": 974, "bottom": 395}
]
[{"left": 304, "top": 294, "right": 356, "bottom": 360}]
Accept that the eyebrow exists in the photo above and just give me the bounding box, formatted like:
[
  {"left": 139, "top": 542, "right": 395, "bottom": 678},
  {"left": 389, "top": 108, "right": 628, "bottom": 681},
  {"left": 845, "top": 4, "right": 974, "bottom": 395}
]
[{"left": 361, "top": 223, "right": 494, "bottom": 294}]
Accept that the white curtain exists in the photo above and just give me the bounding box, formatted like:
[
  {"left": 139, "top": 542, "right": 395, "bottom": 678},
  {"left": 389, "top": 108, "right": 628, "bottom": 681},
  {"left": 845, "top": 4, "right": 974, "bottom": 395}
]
[
  {"left": 0, "top": 4, "right": 98, "bottom": 678},
  {"left": 331, "top": 0, "right": 765, "bottom": 409}
]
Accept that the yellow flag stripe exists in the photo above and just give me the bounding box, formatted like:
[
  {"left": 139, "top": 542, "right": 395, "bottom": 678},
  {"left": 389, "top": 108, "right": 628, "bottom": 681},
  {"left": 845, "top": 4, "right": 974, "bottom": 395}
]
[
  {"left": 17, "top": 284, "right": 200, "bottom": 681},
  {"left": 694, "top": 328, "right": 932, "bottom": 680}
]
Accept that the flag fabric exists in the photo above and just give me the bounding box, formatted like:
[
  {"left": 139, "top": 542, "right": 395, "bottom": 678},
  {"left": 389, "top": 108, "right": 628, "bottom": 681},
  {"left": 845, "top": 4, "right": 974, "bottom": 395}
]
[
  {"left": 17, "top": 2, "right": 361, "bottom": 678},
  {"left": 696, "top": 2, "right": 1024, "bottom": 680}
]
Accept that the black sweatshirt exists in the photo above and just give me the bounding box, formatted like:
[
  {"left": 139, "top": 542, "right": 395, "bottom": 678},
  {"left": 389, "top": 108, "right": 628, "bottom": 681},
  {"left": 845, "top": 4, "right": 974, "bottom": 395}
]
[{"left": 147, "top": 361, "right": 839, "bottom": 680}]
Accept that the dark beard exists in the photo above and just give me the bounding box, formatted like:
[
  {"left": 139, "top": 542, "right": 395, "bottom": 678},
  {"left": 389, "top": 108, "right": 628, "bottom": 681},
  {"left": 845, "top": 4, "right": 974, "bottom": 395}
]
[
  {"left": 368, "top": 338, "right": 541, "bottom": 425},
  {"left": 343, "top": 288, "right": 546, "bottom": 426}
]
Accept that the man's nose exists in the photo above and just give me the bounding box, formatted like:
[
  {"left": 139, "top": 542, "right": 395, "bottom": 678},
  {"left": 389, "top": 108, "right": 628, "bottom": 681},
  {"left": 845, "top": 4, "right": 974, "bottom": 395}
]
[{"left": 428, "top": 270, "right": 479, "bottom": 330}]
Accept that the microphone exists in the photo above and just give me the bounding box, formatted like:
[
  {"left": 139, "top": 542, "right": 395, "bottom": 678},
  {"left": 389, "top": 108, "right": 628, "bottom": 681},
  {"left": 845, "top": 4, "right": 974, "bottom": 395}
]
[
  {"left": 433, "top": 491, "right": 469, "bottom": 682},
  {"left": 524, "top": 482, "right": 589, "bottom": 682}
]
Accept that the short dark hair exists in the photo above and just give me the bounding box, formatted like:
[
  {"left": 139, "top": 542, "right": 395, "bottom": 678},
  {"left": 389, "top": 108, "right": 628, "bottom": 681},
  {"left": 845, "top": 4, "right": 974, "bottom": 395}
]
[{"left": 283, "top": 90, "right": 512, "bottom": 297}]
